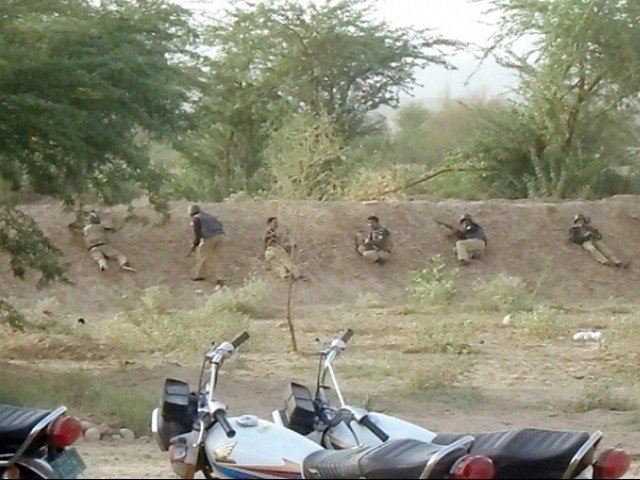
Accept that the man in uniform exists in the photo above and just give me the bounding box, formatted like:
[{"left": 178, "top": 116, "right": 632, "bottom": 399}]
[
  {"left": 264, "top": 216, "right": 300, "bottom": 280},
  {"left": 83, "top": 212, "right": 135, "bottom": 272},
  {"left": 355, "top": 215, "right": 392, "bottom": 264},
  {"left": 438, "top": 213, "right": 487, "bottom": 266},
  {"left": 188, "top": 204, "right": 226, "bottom": 282},
  {"left": 569, "top": 214, "right": 626, "bottom": 268}
]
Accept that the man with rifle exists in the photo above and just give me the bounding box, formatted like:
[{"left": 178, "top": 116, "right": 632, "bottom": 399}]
[
  {"left": 569, "top": 214, "right": 627, "bottom": 268},
  {"left": 187, "top": 204, "right": 226, "bottom": 283},
  {"left": 355, "top": 215, "right": 393, "bottom": 264},
  {"left": 437, "top": 213, "right": 487, "bottom": 266}
]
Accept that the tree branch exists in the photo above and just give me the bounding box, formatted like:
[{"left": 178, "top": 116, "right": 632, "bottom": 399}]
[{"left": 380, "top": 166, "right": 492, "bottom": 196}]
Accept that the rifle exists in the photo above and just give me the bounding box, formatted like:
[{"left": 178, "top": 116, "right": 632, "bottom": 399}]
[
  {"left": 185, "top": 244, "right": 197, "bottom": 259},
  {"left": 435, "top": 219, "right": 465, "bottom": 239}
]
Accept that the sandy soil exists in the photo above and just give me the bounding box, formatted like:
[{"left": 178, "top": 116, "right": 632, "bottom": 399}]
[{"left": 3, "top": 197, "right": 640, "bottom": 478}]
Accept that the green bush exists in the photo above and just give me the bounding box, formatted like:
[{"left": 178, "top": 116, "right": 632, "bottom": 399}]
[
  {"left": 103, "top": 278, "right": 271, "bottom": 361},
  {"left": 408, "top": 255, "right": 458, "bottom": 308},
  {"left": 513, "top": 306, "right": 564, "bottom": 340}
]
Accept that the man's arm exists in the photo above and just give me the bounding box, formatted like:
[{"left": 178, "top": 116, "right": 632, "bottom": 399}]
[
  {"left": 192, "top": 217, "right": 202, "bottom": 247},
  {"left": 436, "top": 220, "right": 465, "bottom": 239}
]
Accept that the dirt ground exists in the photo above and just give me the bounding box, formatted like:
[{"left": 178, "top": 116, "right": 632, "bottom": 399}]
[{"left": 3, "top": 197, "right": 640, "bottom": 478}]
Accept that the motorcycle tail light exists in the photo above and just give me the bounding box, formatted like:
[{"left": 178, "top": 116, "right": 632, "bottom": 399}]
[
  {"left": 49, "top": 416, "right": 83, "bottom": 449},
  {"left": 450, "top": 454, "right": 495, "bottom": 479},
  {"left": 2, "top": 466, "right": 20, "bottom": 479},
  {"left": 594, "top": 448, "right": 630, "bottom": 479}
]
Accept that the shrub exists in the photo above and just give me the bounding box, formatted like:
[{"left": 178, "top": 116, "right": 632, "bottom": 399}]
[
  {"left": 355, "top": 292, "right": 384, "bottom": 309},
  {"left": 0, "top": 299, "right": 27, "bottom": 331},
  {"left": 103, "top": 278, "right": 270, "bottom": 361},
  {"left": 570, "top": 380, "right": 638, "bottom": 413},
  {"left": 513, "top": 306, "right": 564, "bottom": 340},
  {"left": 408, "top": 255, "right": 457, "bottom": 308},
  {"left": 472, "top": 274, "right": 535, "bottom": 313}
]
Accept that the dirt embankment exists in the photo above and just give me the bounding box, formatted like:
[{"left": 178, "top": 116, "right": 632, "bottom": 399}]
[{"left": 2, "top": 196, "right": 640, "bottom": 318}]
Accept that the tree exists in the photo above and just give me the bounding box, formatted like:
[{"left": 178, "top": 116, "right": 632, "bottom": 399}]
[
  {"left": 465, "top": 0, "right": 640, "bottom": 197},
  {"left": 177, "top": 0, "right": 460, "bottom": 199},
  {"left": 0, "top": 0, "right": 199, "bottom": 282}
]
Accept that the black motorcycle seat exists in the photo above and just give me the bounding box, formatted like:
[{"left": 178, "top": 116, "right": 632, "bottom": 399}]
[
  {"left": 0, "top": 404, "right": 51, "bottom": 453},
  {"left": 433, "top": 428, "right": 591, "bottom": 479},
  {"left": 303, "top": 438, "right": 463, "bottom": 479}
]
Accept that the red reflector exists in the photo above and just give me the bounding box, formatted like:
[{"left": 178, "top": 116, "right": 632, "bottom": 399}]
[
  {"left": 451, "top": 455, "right": 495, "bottom": 479},
  {"left": 49, "top": 416, "right": 83, "bottom": 449},
  {"left": 594, "top": 448, "right": 630, "bottom": 479}
]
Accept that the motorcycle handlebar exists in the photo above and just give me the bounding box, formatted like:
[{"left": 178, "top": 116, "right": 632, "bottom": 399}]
[
  {"left": 214, "top": 410, "right": 236, "bottom": 438},
  {"left": 231, "top": 331, "right": 250, "bottom": 349},
  {"left": 339, "top": 329, "right": 354, "bottom": 345},
  {"left": 360, "top": 415, "right": 389, "bottom": 442}
]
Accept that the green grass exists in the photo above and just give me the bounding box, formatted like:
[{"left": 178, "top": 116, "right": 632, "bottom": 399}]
[{"left": 0, "top": 370, "right": 156, "bottom": 436}]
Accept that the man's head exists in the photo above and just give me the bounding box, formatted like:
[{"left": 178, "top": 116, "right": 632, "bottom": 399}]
[
  {"left": 89, "top": 212, "right": 101, "bottom": 224},
  {"left": 267, "top": 216, "right": 278, "bottom": 229},
  {"left": 367, "top": 215, "right": 380, "bottom": 229},
  {"left": 573, "top": 213, "right": 590, "bottom": 225},
  {"left": 460, "top": 213, "right": 473, "bottom": 225},
  {"left": 188, "top": 204, "right": 200, "bottom": 217}
]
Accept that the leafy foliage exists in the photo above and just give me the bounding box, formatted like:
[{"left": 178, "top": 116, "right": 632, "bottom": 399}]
[
  {"left": 266, "top": 114, "right": 346, "bottom": 200},
  {"left": 0, "top": 206, "right": 64, "bottom": 285},
  {"left": 0, "top": 0, "right": 197, "bottom": 280},
  {"left": 461, "top": 0, "right": 640, "bottom": 198},
  {"left": 408, "top": 255, "right": 458, "bottom": 308},
  {"left": 176, "top": 0, "right": 459, "bottom": 199}
]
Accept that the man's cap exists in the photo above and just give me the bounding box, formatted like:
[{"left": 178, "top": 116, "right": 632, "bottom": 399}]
[
  {"left": 267, "top": 216, "right": 277, "bottom": 224},
  {"left": 573, "top": 213, "right": 589, "bottom": 224},
  {"left": 89, "top": 212, "right": 101, "bottom": 224},
  {"left": 367, "top": 215, "right": 380, "bottom": 222},
  {"left": 460, "top": 213, "right": 473, "bottom": 223},
  {"left": 188, "top": 204, "right": 200, "bottom": 216}
]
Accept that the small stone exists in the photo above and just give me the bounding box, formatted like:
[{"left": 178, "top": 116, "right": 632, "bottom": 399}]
[
  {"left": 138, "top": 435, "right": 150, "bottom": 444},
  {"left": 111, "top": 434, "right": 122, "bottom": 442},
  {"left": 502, "top": 314, "right": 512, "bottom": 326},
  {"left": 80, "top": 420, "right": 95, "bottom": 433},
  {"left": 119, "top": 428, "right": 135, "bottom": 443},
  {"left": 84, "top": 428, "right": 101, "bottom": 442},
  {"left": 96, "top": 423, "right": 110, "bottom": 436}
]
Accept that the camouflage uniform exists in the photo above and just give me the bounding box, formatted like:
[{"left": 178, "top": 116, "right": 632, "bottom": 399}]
[
  {"left": 264, "top": 219, "right": 299, "bottom": 280},
  {"left": 357, "top": 216, "right": 392, "bottom": 263},
  {"left": 83, "top": 213, "right": 133, "bottom": 272}
]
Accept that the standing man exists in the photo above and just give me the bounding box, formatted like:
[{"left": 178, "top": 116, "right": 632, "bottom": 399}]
[
  {"left": 355, "top": 215, "right": 393, "bottom": 264},
  {"left": 264, "top": 216, "right": 300, "bottom": 280},
  {"left": 438, "top": 213, "right": 487, "bottom": 266},
  {"left": 188, "top": 204, "right": 226, "bottom": 282},
  {"left": 569, "top": 214, "right": 626, "bottom": 268},
  {"left": 83, "top": 212, "right": 135, "bottom": 272}
]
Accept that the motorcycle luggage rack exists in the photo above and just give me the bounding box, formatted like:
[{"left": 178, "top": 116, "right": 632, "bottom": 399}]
[
  {"left": 419, "top": 434, "right": 475, "bottom": 479},
  {"left": 561, "top": 430, "right": 603, "bottom": 479},
  {"left": 0, "top": 406, "right": 67, "bottom": 467}
]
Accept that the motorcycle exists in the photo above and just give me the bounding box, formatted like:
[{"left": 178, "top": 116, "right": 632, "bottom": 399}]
[
  {"left": 271, "top": 329, "right": 631, "bottom": 479},
  {"left": 151, "top": 330, "right": 496, "bottom": 479},
  {"left": 0, "top": 404, "right": 85, "bottom": 479}
]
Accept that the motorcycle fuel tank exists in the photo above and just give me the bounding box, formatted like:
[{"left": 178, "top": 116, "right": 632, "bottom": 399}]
[
  {"left": 205, "top": 415, "right": 322, "bottom": 479},
  {"left": 328, "top": 412, "right": 437, "bottom": 449}
]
